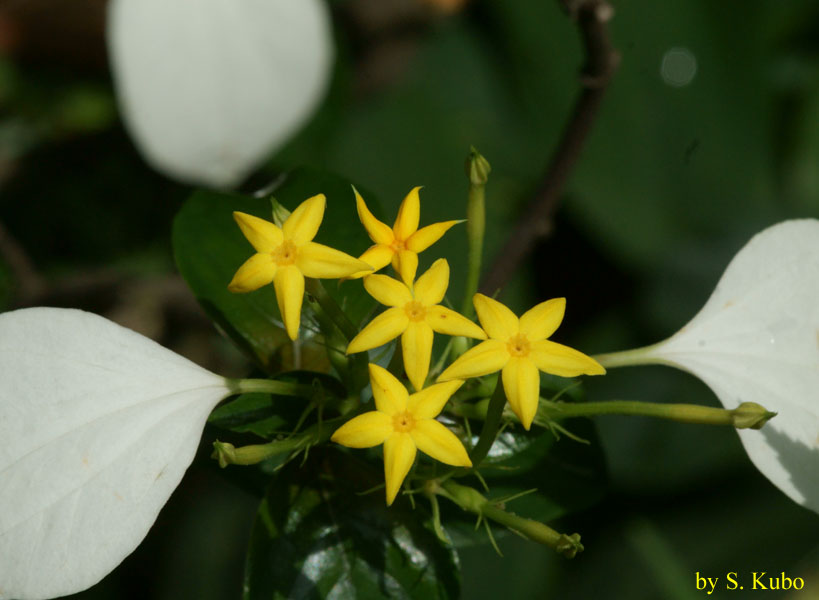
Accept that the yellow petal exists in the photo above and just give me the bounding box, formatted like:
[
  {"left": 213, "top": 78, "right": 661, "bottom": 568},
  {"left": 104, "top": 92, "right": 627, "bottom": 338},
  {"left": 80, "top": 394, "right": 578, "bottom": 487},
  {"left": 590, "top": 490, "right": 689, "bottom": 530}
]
[
  {"left": 233, "top": 212, "right": 283, "bottom": 253},
  {"left": 529, "top": 340, "right": 606, "bottom": 377},
  {"left": 369, "top": 363, "right": 408, "bottom": 416},
  {"left": 437, "top": 339, "right": 508, "bottom": 381},
  {"left": 405, "top": 220, "right": 461, "bottom": 253},
  {"left": 401, "top": 320, "right": 434, "bottom": 392},
  {"left": 519, "top": 298, "right": 566, "bottom": 341},
  {"left": 501, "top": 357, "right": 540, "bottom": 430},
  {"left": 383, "top": 432, "right": 416, "bottom": 505},
  {"left": 330, "top": 412, "right": 393, "bottom": 448},
  {"left": 392, "top": 250, "right": 418, "bottom": 287},
  {"left": 426, "top": 305, "right": 487, "bottom": 339},
  {"left": 283, "top": 194, "right": 325, "bottom": 245},
  {"left": 393, "top": 186, "right": 421, "bottom": 241},
  {"left": 348, "top": 245, "right": 394, "bottom": 279},
  {"left": 227, "top": 253, "right": 276, "bottom": 293},
  {"left": 364, "top": 273, "right": 412, "bottom": 307},
  {"left": 297, "top": 241, "right": 372, "bottom": 279},
  {"left": 410, "top": 419, "right": 472, "bottom": 467},
  {"left": 413, "top": 258, "right": 449, "bottom": 306},
  {"left": 407, "top": 380, "right": 464, "bottom": 419},
  {"left": 473, "top": 293, "right": 519, "bottom": 340},
  {"left": 346, "top": 307, "right": 409, "bottom": 354},
  {"left": 354, "top": 187, "right": 394, "bottom": 245},
  {"left": 273, "top": 265, "right": 305, "bottom": 341}
]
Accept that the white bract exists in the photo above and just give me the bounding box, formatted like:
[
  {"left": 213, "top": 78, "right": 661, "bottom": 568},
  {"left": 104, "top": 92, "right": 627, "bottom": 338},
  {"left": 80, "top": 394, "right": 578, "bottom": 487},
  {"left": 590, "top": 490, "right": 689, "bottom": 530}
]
[
  {"left": 0, "top": 308, "right": 231, "bottom": 600},
  {"left": 107, "top": 0, "right": 333, "bottom": 187},
  {"left": 634, "top": 220, "right": 819, "bottom": 513}
]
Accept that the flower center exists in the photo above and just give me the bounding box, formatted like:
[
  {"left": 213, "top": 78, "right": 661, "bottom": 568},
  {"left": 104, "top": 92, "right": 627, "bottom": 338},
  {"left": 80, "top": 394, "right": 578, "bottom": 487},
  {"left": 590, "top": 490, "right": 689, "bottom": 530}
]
[
  {"left": 392, "top": 410, "right": 416, "bottom": 433},
  {"left": 272, "top": 240, "right": 298, "bottom": 265},
  {"left": 506, "top": 333, "right": 530, "bottom": 357},
  {"left": 390, "top": 239, "right": 406, "bottom": 252},
  {"left": 404, "top": 301, "right": 427, "bottom": 322}
]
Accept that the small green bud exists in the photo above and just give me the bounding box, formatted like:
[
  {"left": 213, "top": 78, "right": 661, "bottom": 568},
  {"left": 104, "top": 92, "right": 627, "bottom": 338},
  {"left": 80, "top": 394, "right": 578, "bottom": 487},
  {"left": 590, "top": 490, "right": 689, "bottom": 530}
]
[
  {"left": 212, "top": 441, "right": 237, "bottom": 468},
  {"left": 465, "top": 146, "right": 491, "bottom": 186},
  {"left": 731, "top": 402, "right": 777, "bottom": 430},
  {"left": 271, "top": 198, "right": 291, "bottom": 227},
  {"left": 212, "top": 440, "right": 278, "bottom": 467},
  {"left": 555, "top": 533, "right": 584, "bottom": 559}
]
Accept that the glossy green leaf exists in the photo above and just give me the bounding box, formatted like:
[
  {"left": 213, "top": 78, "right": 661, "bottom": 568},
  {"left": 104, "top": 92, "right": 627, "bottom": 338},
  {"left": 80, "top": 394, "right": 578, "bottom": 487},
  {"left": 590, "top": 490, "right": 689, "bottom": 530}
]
[
  {"left": 244, "top": 453, "right": 460, "bottom": 600},
  {"left": 173, "top": 167, "right": 381, "bottom": 371}
]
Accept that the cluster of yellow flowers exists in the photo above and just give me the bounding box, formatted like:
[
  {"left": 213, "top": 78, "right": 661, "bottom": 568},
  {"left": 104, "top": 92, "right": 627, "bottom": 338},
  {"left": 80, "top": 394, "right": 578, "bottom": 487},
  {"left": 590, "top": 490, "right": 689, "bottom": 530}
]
[{"left": 229, "top": 189, "right": 605, "bottom": 504}]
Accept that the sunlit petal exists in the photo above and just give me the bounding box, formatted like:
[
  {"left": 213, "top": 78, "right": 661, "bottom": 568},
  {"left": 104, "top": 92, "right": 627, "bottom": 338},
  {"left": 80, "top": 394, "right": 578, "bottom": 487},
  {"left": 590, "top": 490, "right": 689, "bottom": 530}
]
[
  {"left": 411, "top": 419, "right": 472, "bottom": 467},
  {"left": 354, "top": 186, "right": 394, "bottom": 245},
  {"left": 369, "top": 364, "right": 409, "bottom": 416},
  {"left": 273, "top": 265, "right": 305, "bottom": 341},
  {"left": 402, "top": 321, "right": 434, "bottom": 392},
  {"left": 227, "top": 253, "right": 276, "bottom": 293},
  {"left": 426, "top": 305, "right": 486, "bottom": 339},
  {"left": 405, "top": 220, "right": 461, "bottom": 253},
  {"left": 393, "top": 249, "right": 419, "bottom": 287},
  {"left": 383, "top": 433, "right": 416, "bottom": 505},
  {"left": 364, "top": 274, "right": 412, "bottom": 307},
  {"left": 346, "top": 308, "right": 409, "bottom": 354},
  {"left": 297, "top": 241, "right": 372, "bottom": 279},
  {"left": 413, "top": 258, "right": 449, "bottom": 306},
  {"left": 437, "top": 339, "right": 509, "bottom": 382},
  {"left": 0, "top": 308, "right": 230, "bottom": 599},
  {"left": 407, "top": 380, "right": 464, "bottom": 419},
  {"left": 232, "top": 212, "right": 283, "bottom": 252},
  {"left": 393, "top": 186, "right": 422, "bottom": 241},
  {"left": 502, "top": 357, "right": 540, "bottom": 430},
  {"left": 330, "top": 412, "right": 393, "bottom": 448},
  {"left": 530, "top": 340, "right": 605, "bottom": 377},
  {"left": 473, "top": 293, "right": 519, "bottom": 340},
  {"left": 283, "top": 194, "right": 325, "bottom": 244},
  {"left": 519, "top": 298, "right": 566, "bottom": 341}
]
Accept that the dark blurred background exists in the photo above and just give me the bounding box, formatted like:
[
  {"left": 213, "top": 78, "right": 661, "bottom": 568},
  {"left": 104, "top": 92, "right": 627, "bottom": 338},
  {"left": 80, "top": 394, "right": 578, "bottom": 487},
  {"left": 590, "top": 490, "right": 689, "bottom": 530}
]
[{"left": 1, "top": 0, "right": 818, "bottom": 598}]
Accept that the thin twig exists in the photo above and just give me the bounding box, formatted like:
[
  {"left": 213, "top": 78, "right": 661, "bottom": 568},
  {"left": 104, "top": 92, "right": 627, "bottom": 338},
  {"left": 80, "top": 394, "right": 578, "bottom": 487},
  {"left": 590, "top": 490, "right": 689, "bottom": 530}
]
[{"left": 480, "top": 0, "right": 619, "bottom": 295}]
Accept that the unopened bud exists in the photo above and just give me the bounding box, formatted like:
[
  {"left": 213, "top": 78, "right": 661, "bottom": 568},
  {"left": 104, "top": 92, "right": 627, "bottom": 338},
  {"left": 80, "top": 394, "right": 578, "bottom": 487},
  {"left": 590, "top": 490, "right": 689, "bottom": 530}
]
[
  {"left": 731, "top": 402, "right": 777, "bottom": 430},
  {"left": 271, "top": 198, "right": 291, "bottom": 227},
  {"left": 465, "top": 146, "right": 491, "bottom": 186},
  {"left": 212, "top": 440, "right": 277, "bottom": 467}
]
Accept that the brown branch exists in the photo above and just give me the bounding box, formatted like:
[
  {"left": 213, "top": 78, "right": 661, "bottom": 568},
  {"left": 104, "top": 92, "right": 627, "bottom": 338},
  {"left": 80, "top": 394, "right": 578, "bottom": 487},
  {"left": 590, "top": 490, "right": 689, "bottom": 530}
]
[{"left": 480, "top": 0, "right": 619, "bottom": 295}]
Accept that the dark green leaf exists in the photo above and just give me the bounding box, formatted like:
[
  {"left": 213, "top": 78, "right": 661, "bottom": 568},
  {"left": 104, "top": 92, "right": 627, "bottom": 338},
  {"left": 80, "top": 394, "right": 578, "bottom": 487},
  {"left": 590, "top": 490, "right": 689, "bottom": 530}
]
[
  {"left": 173, "top": 167, "right": 381, "bottom": 371},
  {"left": 244, "top": 452, "right": 460, "bottom": 600}
]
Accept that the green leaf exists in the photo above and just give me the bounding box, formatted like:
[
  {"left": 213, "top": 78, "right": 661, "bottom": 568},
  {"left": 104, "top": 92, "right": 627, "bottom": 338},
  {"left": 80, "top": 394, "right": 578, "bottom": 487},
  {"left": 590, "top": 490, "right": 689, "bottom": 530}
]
[
  {"left": 244, "top": 452, "right": 460, "bottom": 600},
  {"left": 173, "top": 167, "right": 381, "bottom": 371}
]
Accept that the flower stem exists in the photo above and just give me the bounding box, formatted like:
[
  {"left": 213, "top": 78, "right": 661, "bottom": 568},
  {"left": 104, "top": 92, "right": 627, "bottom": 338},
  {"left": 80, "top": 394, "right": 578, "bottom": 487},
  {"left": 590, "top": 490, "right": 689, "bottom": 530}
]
[
  {"left": 461, "top": 147, "right": 491, "bottom": 318},
  {"left": 305, "top": 278, "right": 359, "bottom": 342},
  {"left": 592, "top": 343, "right": 670, "bottom": 369},
  {"left": 437, "top": 480, "right": 583, "bottom": 558},
  {"left": 227, "top": 378, "right": 313, "bottom": 397},
  {"left": 468, "top": 377, "right": 506, "bottom": 467}
]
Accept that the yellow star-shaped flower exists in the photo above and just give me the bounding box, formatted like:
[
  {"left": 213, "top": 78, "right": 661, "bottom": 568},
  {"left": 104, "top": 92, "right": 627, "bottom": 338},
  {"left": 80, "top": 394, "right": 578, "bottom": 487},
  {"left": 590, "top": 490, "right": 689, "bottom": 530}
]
[
  {"left": 438, "top": 294, "right": 606, "bottom": 430},
  {"left": 346, "top": 258, "right": 486, "bottom": 391},
  {"left": 228, "top": 194, "right": 372, "bottom": 340},
  {"left": 352, "top": 186, "right": 461, "bottom": 285},
  {"left": 331, "top": 364, "right": 472, "bottom": 505}
]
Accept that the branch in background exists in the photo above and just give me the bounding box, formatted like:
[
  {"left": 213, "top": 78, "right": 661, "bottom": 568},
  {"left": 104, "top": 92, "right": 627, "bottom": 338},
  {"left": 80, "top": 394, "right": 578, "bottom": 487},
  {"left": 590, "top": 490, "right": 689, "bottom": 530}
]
[{"left": 480, "top": 0, "right": 620, "bottom": 295}]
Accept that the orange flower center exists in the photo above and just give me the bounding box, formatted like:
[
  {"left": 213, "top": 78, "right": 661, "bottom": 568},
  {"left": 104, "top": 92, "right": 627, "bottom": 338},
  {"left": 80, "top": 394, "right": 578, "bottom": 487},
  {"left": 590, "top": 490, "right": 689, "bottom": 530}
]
[
  {"left": 392, "top": 410, "right": 416, "bottom": 433},
  {"left": 390, "top": 238, "right": 406, "bottom": 252},
  {"left": 506, "top": 334, "right": 530, "bottom": 357},
  {"left": 404, "top": 300, "right": 427, "bottom": 322},
  {"left": 272, "top": 240, "right": 298, "bottom": 265}
]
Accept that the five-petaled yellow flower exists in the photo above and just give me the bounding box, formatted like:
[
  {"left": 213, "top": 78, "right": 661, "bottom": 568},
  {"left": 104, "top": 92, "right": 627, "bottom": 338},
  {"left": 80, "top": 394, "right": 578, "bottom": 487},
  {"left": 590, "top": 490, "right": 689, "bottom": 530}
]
[
  {"left": 331, "top": 364, "right": 472, "bottom": 505},
  {"left": 346, "top": 258, "right": 486, "bottom": 391},
  {"left": 352, "top": 187, "right": 461, "bottom": 285},
  {"left": 438, "top": 294, "right": 605, "bottom": 430},
  {"left": 228, "top": 194, "right": 372, "bottom": 341}
]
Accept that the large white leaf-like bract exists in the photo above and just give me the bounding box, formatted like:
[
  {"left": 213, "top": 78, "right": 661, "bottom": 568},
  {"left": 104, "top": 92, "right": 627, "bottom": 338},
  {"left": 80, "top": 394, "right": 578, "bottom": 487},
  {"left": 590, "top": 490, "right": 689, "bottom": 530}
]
[
  {"left": 0, "top": 308, "right": 231, "bottom": 600},
  {"left": 107, "top": 0, "right": 333, "bottom": 187},
  {"left": 641, "top": 220, "right": 819, "bottom": 513}
]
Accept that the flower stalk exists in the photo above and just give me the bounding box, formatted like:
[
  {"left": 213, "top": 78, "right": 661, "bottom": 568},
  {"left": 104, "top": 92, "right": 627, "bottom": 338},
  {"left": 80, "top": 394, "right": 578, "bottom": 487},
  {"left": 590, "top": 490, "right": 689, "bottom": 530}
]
[
  {"left": 227, "top": 378, "right": 314, "bottom": 397},
  {"left": 461, "top": 147, "right": 490, "bottom": 318}
]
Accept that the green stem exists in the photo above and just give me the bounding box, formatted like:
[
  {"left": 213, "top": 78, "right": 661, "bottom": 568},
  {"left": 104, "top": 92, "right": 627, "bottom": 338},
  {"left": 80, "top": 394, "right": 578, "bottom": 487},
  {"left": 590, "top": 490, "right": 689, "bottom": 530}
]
[
  {"left": 468, "top": 378, "right": 506, "bottom": 467},
  {"left": 305, "top": 278, "right": 359, "bottom": 342},
  {"left": 227, "top": 378, "right": 313, "bottom": 397},
  {"left": 592, "top": 343, "right": 671, "bottom": 369},
  {"left": 541, "top": 399, "right": 775, "bottom": 429},
  {"left": 438, "top": 480, "right": 583, "bottom": 558},
  {"left": 461, "top": 147, "right": 490, "bottom": 318}
]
